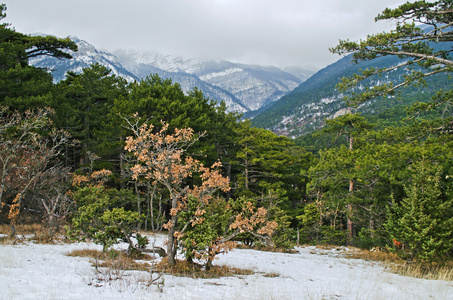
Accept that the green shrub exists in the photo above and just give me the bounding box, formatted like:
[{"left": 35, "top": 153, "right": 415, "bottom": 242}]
[
  {"left": 320, "top": 226, "right": 348, "bottom": 245},
  {"left": 353, "top": 228, "right": 387, "bottom": 250},
  {"left": 68, "top": 186, "right": 145, "bottom": 252}
]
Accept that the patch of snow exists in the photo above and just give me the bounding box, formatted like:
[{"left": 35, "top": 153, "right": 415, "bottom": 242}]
[
  {"left": 199, "top": 68, "right": 244, "bottom": 81},
  {"left": 1, "top": 235, "right": 452, "bottom": 299},
  {"left": 320, "top": 97, "right": 336, "bottom": 104}
]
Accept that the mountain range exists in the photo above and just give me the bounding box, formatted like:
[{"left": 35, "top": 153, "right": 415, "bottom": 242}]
[
  {"left": 30, "top": 36, "right": 315, "bottom": 114},
  {"left": 31, "top": 35, "right": 451, "bottom": 139}
]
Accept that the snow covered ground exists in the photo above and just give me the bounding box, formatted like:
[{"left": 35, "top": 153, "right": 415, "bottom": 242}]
[{"left": 1, "top": 234, "right": 452, "bottom": 300}]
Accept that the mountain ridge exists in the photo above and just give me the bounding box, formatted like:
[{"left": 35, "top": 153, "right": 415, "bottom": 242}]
[
  {"left": 251, "top": 46, "right": 452, "bottom": 138},
  {"left": 112, "top": 49, "right": 314, "bottom": 112},
  {"left": 30, "top": 35, "right": 315, "bottom": 114}
]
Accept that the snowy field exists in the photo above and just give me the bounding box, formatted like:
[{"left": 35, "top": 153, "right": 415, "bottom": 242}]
[{"left": 1, "top": 234, "right": 452, "bottom": 300}]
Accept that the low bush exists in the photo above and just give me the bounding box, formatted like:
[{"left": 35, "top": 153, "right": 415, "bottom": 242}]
[{"left": 154, "top": 257, "right": 255, "bottom": 278}]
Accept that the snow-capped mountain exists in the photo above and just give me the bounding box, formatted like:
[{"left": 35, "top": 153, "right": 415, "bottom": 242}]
[
  {"left": 30, "top": 36, "right": 138, "bottom": 83},
  {"left": 112, "top": 50, "right": 249, "bottom": 113},
  {"left": 30, "top": 36, "right": 315, "bottom": 114},
  {"left": 114, "top": 50, "right": 315, "bottom": 111}
]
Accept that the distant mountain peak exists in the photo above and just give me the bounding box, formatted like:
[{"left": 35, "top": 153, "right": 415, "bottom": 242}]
[
  {"left": 30, "top": 36, "right": 316, "bottom": 114},
  {"left": 112, "top": 49, "right": 315, "bottom": 112}
]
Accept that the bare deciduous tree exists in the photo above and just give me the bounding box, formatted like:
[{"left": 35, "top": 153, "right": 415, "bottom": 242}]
[{"left": 0, "top": 107, "right": 70, "bottom": 236}]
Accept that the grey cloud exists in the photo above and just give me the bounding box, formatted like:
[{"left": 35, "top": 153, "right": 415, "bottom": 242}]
[{"left": 6, "top": 0, "right": 406, "bottom": 68}]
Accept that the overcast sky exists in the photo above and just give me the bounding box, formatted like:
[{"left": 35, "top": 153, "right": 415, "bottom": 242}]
[{"left": 4, "top": 0, "right": 407, "bottom": 69}]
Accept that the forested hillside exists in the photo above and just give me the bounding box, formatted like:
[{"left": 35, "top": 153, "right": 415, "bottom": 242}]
[
  {"left": 251, "top": 42, "right": 452, "bottom": 137},
  {"left": 1, "top": 0, "right": 452, "bottom": 275}
]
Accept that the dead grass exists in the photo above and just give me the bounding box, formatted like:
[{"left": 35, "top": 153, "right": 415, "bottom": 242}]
[
  {"left": 0, "top": 223, "right": 70, "bottom": 245},
  {"left": 0, "top": 235, "right": 15, "bottom": 245},
  {"left": 68, "top": 248, "right": 154, "bottom": 273},
  {"left": 0, "top": 223, "right": 42, "bottom": 235},
  {"left": 345, "top": 248, "right": 402, "bottom": 264},
  {"left": 67, "top": 249, "right": 107, "bottom": 260},
  {"left": 389, "top": 261, "right": 453, "bottom": 281},
  {"left": 235, "top": 244, "right": 298, "bottom": 254},
  {"left": 154, "top": 258, "right": 255, "bottom": 279},
  {"left": 345, "top": 248, "right": 453, "bottom": 281},
  {"left": 263, "top": 272, "right": 280, "bottom": 278},
  {"left": 68, "top": 248, "right": 256, "bottom": 279},
  {"left": 94, "top": 256, "right": 151, "bottom": 272},
  {"left": 67, "top": 248, "right": 154, "bottom": 261}
]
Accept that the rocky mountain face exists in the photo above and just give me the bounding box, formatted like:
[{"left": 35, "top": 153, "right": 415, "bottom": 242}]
[
  {"left": 113, "top": 50, "right": 314, "bottom": 112},
  {"left": 30, "top": 36, "right": 315, "bottom": 113},
  {"left": 112, "top": 50, "right": 249, "bottom": 113}
]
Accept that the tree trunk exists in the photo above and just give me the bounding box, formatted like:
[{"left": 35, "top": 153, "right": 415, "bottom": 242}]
[
  {"left": 134, "top": 181, "right": 141, "bottom": 230},
  {"left": 166, "top": 218, "right": 177, "bottom": 266},
  {"left": 347, "top": 203, "right": 353, "bottom": 241},
  {"left": 347, "top": 134, "right": 354, "bottom": 242},
  {"left": 226, "top": 163, "right": 231, "bottom": 201},
  {"left": 9, "top": 223, "right": 16, "bottom": 238},
  {"left": 166, "top": 191, "right": 180, "bottom": 266},
  {"left": 206, "top": 256, "right": 214, "bottom": 271},
  {"left": 150, "top": 183, "right": 156, "bottom": 232}
]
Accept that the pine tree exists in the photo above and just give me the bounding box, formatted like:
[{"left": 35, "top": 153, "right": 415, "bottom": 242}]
[
  {"left": 385, "top": 159, "right": 453, "bottom": 262},
  {"left": 0, "top": 4, "right": 77, "bottom": 109}
]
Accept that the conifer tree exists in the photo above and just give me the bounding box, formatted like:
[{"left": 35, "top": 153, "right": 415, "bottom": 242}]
[
  {"left": 330, "top": 0, "right": 452, "bottom": 108},
  {"left": 320, "top": 113, "right": 373, "bottom": 241},
  {"left": 386, "top": 160, "right": 453, "bottom": 262},
  {"left": 53, "top": 63, "right": 129, "bottom": 172},
  {"left": 0, "top": 4, "right": 77, "bottom": 109}
]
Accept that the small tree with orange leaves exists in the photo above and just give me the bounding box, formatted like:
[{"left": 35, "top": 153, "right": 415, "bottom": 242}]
[
  {"left": 228, "top": 196, "right": 279, "bottom": 248},
  {"left": 124, "top": 118, "right": 230, "bottom": 265}
]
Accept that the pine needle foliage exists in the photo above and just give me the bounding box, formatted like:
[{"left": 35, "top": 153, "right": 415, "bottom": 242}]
[{"left": 385, "top": 159, "right": 453, "bottom": 263}]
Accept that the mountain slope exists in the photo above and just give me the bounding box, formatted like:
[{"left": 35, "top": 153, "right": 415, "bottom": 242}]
[
  {"left": 113, "top": 50, "right": 249, "bottom": 113},
  {"left": 193, "top": 61, "right": 306, "bottom": 111},
  {"left": 30, "top": 36, "right": 139, "bottom": 83},
  {"left": 113, "top": 50, "right": 315, "bottom": 112},
  {"left": 251, "top": 49, "right": 452, "bottom": 138}
]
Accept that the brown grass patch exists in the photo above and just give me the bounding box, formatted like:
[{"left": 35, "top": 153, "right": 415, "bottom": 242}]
[
  {"left": 0, "top": 223, "right": 70, "bottom": 244},
  {"left": 94, "top": 256, "right": 151, "bottom": 272},
  {"left": 388, "top": 261, "right": 453, "bottom": 281},
  {"left": 0, "top": 223, "right": 42, "bottom": 235},
  {"left": 344, "top": 248, "right": 453, "bottom": 281},
  {"left": 67, "top": 248, "right": 153, "bottom": 272},
  {"left": 67, "top": 249, "right": 106, "bottom": 259},
  {"left": 0, "top": 224, "right": 10, "bottom": 235},
  {"left": 67, "top": 248, "right": 280, "bottom": 279},
  {"left": 67, "top": 248, "right": 154, "bottom": 261},
  {"left": 69, "top": 249, "right": 255, "bottom": 279},
  {"left": 0, "top": 235, "right": 15, "bottom": 245},
  {"left": 263, "top": 272, "right": 280, "bottom": 278},
  {"left": 154, "top": 258, "right": 255, "bottom": 279},
  {"left": 345, "top": 248, "right": 402, "bottom": 264},
  {"left": 30, "top": 233, "right": 62, "bottom": 244}
]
